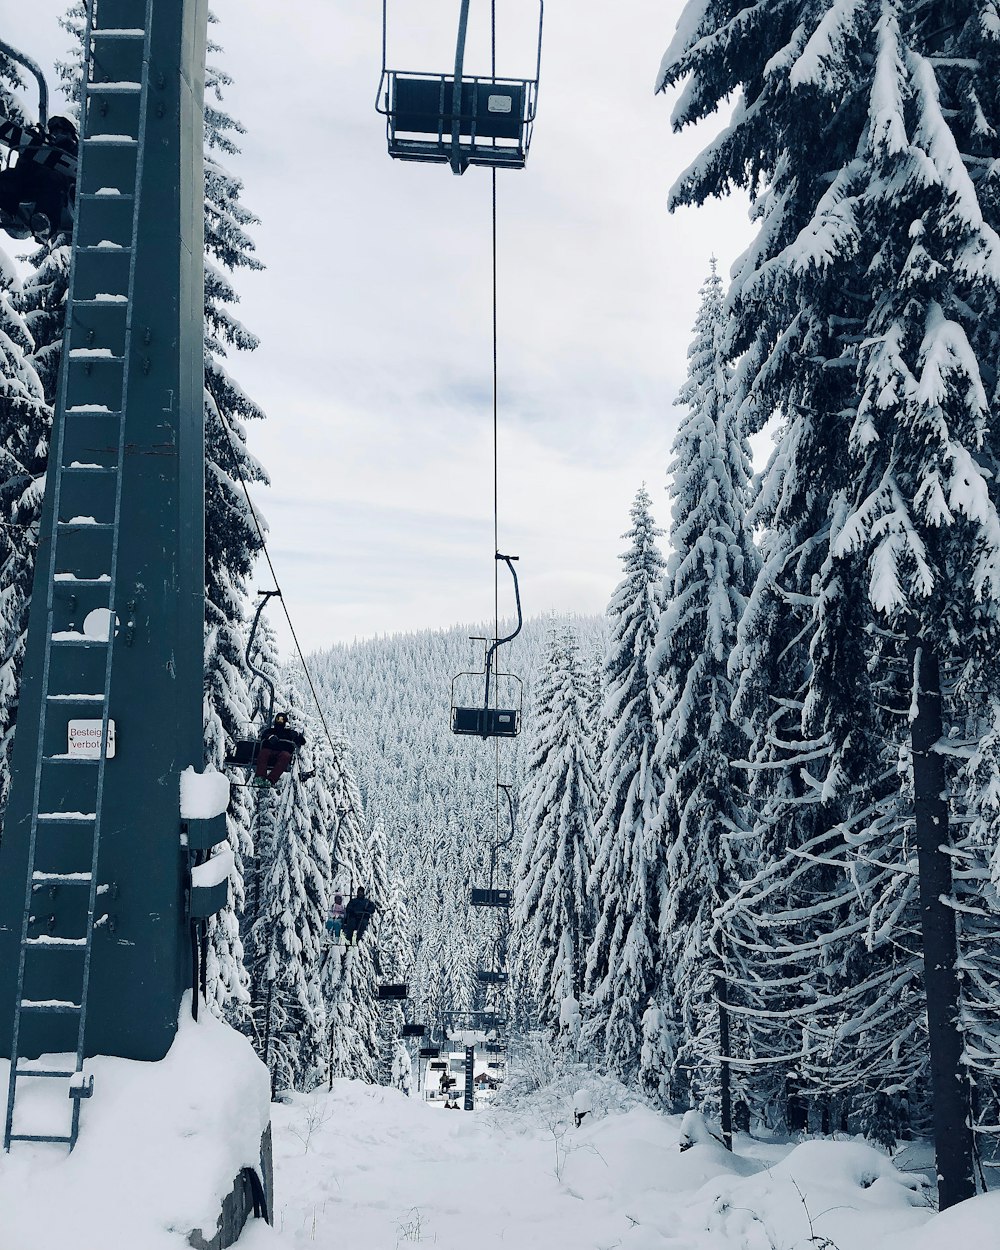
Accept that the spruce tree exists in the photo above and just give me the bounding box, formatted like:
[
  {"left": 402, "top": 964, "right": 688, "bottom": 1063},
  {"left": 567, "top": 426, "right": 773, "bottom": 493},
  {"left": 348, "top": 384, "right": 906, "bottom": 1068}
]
[
  {"left": 660, "top": 0, "right": 1000, "bottom": 1201},
  {"left": 652, "top": 264, "right": 758, "bottom": 1141},
  {"left": 200, "top": 15, "right": 269, "bottom": 1015},
  {"left": 584, "top": 487, "right": 665, "bottom": 1080},
  {"left": 515, "top": 624, "right": 598, "bottom": 1042},
  {"left": 0, "top": 231, "right": 48, "bottom": 820}
]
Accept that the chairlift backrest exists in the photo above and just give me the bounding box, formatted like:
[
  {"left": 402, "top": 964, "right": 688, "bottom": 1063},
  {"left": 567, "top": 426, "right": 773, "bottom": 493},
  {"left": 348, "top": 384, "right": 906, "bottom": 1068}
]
[{"left": 470, "top": 887, "right": 512, "bottom": 908}]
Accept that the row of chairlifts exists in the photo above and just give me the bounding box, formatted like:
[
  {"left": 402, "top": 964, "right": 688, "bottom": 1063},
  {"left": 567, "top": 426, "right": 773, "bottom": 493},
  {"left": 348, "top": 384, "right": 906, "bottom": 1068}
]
[
  {"left": 378, "top": 0, "right": 543, "bottom": 176},
  {"left": 378, "top": 6, "right": 530, "bottom": 1071},
  {"left": 470, "top": 783, "right": 515, "bottom": 984},
  {"left": 0, "top": 39, "right": 79, "bottom": 245}
]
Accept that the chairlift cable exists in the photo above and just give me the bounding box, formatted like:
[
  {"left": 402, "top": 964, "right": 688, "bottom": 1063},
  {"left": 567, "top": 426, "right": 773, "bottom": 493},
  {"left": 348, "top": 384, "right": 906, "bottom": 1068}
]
[
  {"left": 490, "top": 0, "right": 504, "bottom": 912},
  {"left": 213, "top": 404, "right": 342, "bottom": 766}
]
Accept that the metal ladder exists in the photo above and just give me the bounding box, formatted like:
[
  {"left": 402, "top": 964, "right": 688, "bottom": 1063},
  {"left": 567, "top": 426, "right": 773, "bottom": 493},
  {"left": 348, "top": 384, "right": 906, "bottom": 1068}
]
[{"left": 3, "top": 0, "right": 154, "bottom": 1151}]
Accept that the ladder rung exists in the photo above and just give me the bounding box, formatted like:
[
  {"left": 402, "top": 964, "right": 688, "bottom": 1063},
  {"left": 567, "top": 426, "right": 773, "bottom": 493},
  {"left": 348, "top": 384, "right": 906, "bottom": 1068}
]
[
  {"left": 20, "top": 1000, "right": 82, "bottom": 1013},
  {"left": 72, "top": 296, "right": 131, "bottom": 304},
  {"left": 37, "top": 812, "right": 96, "bottom": 822},
  {"left": 68, "top": 350, "right": 125, "bottom": 362},
  {"left": 32, "top": 872, "right": 93, "bottom": 886},
  {"left": 46, "top": 694, "right": 106, "bottom": 702},
  {"left": 76, "top": 245, "right": 133, "bottom": 254},
  {"left": 61, "top": 466, "right": 116, "bottom": 475},
  {"left": 53, "top": 574, "right": 112, "bottom": 584},
  {"left": 56, "top": 522, "right": 115, "bottom": 530},
  {"left": 24, "top": 936, "right": 88, "bottom": 947},
  {"left": 6, "top": 1134, "right": 74, "bottom": 1144},
  {"left": 66, "top": 405, "right": 122, "bottom": 414},
  {"left": 42, "top": 754, "right": 101, "bottom": 764},
  {"left": 86, "top": 82, "right": 142, "bottom": 93},
  {"left": 77, "top": 195, "right": 135, "bottom": 204},
  {"left": 14, "top": 1069, "right": 75, "bottom": 1079},
  {"left": 91, "top": 28, "right": 146, "bottom": 39}
]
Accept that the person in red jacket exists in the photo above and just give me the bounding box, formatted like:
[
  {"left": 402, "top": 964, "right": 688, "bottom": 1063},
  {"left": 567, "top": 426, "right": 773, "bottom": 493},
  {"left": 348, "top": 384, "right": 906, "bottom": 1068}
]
[{"left": 253, "top": 712, "right": 305, "bottom": 787}]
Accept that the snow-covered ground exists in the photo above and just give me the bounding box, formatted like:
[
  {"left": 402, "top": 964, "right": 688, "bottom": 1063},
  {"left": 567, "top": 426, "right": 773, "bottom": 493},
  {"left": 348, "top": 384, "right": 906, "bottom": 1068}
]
[
  {"left": 3, "top": 1041, "right": 1000, "bottom": 1250},
  {"left": 0, "top": 1003, "right": 271, "bottom": 1250},
  {"left": 241, "top": 1080, "right": 1000, "bottom": 1250}
]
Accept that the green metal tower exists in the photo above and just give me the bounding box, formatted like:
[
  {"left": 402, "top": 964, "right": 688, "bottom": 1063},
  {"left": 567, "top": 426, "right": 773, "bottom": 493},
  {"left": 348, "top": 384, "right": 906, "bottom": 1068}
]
[{"left": 0, "top": 0, "right": 221, "bottom": 1147}]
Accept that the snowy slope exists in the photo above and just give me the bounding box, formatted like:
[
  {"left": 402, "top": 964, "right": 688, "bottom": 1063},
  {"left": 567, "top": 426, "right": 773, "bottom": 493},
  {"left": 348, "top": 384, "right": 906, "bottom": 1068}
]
[{"left": 231, "top": 1080, "right": 991, "bottom": 1250}]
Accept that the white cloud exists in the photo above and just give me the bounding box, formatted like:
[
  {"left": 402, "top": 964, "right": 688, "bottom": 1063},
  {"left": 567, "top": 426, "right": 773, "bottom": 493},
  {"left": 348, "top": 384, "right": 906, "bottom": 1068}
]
[{"left": 4, "top": 0, "right": 752, "bottom": 654}]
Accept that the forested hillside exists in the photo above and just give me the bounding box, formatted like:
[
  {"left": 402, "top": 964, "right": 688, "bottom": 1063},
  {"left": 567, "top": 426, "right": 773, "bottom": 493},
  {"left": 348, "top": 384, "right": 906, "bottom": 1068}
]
[{"left": 311, "top": 614, "right": 607, "bottom": 1028}]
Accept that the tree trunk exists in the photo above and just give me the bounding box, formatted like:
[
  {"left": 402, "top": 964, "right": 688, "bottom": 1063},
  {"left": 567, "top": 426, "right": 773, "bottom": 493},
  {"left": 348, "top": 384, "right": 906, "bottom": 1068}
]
[
  {"left": 909, "top": 633, "right": 975, "bottom": 1209},
  {"left": 717, "top": 972, "right": 733, "bottom": 1151},
  {"left": 786, "top": 1077, "right": 809, "bottom": 1134}
]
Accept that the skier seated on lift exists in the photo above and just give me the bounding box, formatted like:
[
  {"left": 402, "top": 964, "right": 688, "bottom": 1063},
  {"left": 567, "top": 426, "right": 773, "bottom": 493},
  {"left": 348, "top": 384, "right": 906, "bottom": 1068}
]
[
  {"left": 252, "top": 711, "right": 305, "bottom": 788},
  {"left": 0, "top": 115, "right": 78, "bottom": 243},
  {"left": 326, "top": 892, "right": 347, "bottom": 943},
  {"left": 342, "top": 886, "right": 379, "bottom": 946}
]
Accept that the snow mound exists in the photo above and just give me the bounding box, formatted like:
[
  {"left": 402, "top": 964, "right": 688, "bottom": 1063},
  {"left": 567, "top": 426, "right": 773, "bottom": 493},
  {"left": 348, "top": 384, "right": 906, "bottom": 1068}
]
[
  {"left": 0, "top": 996, "right": 270, "bottom": 1250},
  {"left": 886, "top": 1190, "right": 1000, "bottom": 1248},
  {"left": 683, "top": 1138, "right": 931, "bottom": 1250},
  {"left": 180, "top": 765, "right": 230, "bottom": 821}
]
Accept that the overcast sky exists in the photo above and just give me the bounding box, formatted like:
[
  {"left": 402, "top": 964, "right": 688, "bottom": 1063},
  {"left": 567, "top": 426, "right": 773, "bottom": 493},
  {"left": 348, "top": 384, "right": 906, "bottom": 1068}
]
[{"left": 3, "top": 2, "right": 751, "bottom": 654}]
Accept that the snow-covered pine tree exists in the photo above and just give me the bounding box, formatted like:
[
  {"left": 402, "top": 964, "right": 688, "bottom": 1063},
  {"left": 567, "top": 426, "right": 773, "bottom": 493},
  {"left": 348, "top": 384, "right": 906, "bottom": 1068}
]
[
  {"left": 246, "top": 667, "right": 331, "bottom": 1093},
  {"left": 583, "top": 486, "right": 665, "bottom": 1081},
  {"left": 660, "top": 0, "right": 1000, "bottom": 1199},
  {"left": 515, "top": 624, "right": 598, "bottom": 1043},
  {"left": 0, "top": 48, "right": 49, "bottom": 817},
  {"left": 322, "top": 731, "right": 380, "bottom": 1083},
  {"left": 200, "top": 14, "right": 270, "bottom": 1016},
  {"left": 374, "top": 864, "right": 414, "bottom": 1087},
  {"left": 0, "top": 31, "right": 75, "bottom": 822},
  {"left": 651, "top": 263, "right": 758, "bottom": 1138}
]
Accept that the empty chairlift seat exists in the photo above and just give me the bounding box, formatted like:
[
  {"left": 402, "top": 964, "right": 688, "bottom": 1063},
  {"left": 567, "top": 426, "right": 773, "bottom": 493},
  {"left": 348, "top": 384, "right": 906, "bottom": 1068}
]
[
  {"left": 224, "top": 733, "right": 260, "bottom": 769},
  {"left": 470, "top": 887, "right": 512, "bottom": 909},
  {"left": 476, "top": 968, "right": 508, "bottom": 986},
  {"left": 385, "top": 75, "right": 533, "bottom": 172},
  {"left": 451, "top": 703, "right": 519, "bottom": 738},
  {"left": 377, "top": 983, "right": 409, "bottom": 1001},
  {"left": 377, "top": 1, "right": 544, "bottom": 175},
  {"left": 401, "top": 1022, "right": 426, "bottom": 1038}
]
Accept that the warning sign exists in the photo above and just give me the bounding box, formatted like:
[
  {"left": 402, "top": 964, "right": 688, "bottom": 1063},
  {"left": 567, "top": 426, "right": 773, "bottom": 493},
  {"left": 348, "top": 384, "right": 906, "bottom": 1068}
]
[{"left": 67, "top": 719, "right": 116, "bottom": 759}]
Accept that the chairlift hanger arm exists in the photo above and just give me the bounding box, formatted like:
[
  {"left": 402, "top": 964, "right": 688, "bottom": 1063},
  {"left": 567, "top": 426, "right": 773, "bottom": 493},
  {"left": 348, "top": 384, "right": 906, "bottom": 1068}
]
[
  {"left": 0, "top": 39, "right": 49, "bottom": 127},
  {"left": 451, "top": 0, "right": 472, "bottom": 174},
  {"left": 482, "top": 553, "right": 522, "bottom": 709},
  {"left": 246, "top": 590, "right": 281, "bottom": 728}
]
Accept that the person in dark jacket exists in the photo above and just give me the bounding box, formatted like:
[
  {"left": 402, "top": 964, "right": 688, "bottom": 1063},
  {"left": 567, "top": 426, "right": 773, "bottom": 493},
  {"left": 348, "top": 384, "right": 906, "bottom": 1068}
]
[
  {"left": 0, "top": 115, "right": 78, "bottom": 242},
  {"left": 342, "top": 886, "right": 379, "bottom": 945},
  {"left": 253, "top": 712, "right": 306, "bottom": 787}
]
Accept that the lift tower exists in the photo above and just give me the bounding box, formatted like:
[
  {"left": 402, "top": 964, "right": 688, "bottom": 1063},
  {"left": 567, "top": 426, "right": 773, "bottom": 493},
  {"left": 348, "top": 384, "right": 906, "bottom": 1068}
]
[{"left": 0, "top": 0, "right": 214, "bottom": 1147}]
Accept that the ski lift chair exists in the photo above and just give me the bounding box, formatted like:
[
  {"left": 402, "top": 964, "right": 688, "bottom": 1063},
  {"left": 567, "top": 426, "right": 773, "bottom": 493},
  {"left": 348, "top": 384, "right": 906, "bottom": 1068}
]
[
  {"left": 0, "top": 38, "right": 78, "bottom": 243},
  {"left": 451, "top": 554, "right": 523, "bottom": 739},
  {"left": 419, "top": 1046, "right": 441, "bottom": 1059},
  {"left": 377, "top": 0, "right": 543, "bottom": 176},
  {"left": 377, "top": 983, "right": 409, "bottom": 1001},
  {"left": 476, "top": 969, "right": 508, "bottom": 986},
  {"left": 402, "top": 1023, "right": 426, "bottom": 1038},
  {"left": 470, "top": 887, "right": 512, "bottom": 908}
]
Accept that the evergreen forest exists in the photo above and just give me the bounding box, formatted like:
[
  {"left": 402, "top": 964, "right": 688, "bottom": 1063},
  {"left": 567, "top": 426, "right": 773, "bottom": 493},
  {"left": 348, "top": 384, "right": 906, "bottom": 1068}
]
[{"left": 1, "top": 0, "right": 999, "bottom": 1218}]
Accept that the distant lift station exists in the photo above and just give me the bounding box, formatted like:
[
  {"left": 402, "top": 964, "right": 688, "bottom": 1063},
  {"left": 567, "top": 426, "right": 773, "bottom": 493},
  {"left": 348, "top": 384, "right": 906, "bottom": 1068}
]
[{"left": 378, "top": 0, "right": 543, "bottom": 175}]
